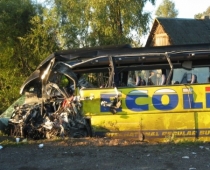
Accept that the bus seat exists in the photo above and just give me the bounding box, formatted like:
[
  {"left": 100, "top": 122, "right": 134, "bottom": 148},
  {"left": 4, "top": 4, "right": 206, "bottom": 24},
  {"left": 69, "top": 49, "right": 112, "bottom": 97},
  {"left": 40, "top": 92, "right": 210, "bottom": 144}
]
[
  {"left": 147, "top": 78, "right": 154, "bottom": 85},
  {"left": 186, "top": 73, "right": 192, "bottom": 83},
  {"left": 135, "top": 76, "right": 141, "bottom": 86},
  {"left": 160, "top": 74, "right": 166, "bottom": 85},
  {"left": 135, "top": 77, "right": 146, "bottom": 86},
  {"left": 127, "top": 77, "right": 135, "bottom": 87},
  {"left": 191, "top": 74, "right": 197, "bottom": 84},
  {"left": 181, "top": 73, "right": 197, "bottom": 84},
  {"left": 180, "top": 73, "right": 187, "bottom": 84},
  {"left": 140, "top": 79, "right": 146, "bottom": 86},
  {"left": 174, "top": 81, "right": 180, "bottom": 84}
]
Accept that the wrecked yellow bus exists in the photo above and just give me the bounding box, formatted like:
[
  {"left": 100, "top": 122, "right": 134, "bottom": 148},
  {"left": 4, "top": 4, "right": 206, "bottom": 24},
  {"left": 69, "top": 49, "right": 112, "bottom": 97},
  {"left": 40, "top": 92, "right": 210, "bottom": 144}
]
[{"left": 1, "top": 43, "right": 210, "bottom": 142}]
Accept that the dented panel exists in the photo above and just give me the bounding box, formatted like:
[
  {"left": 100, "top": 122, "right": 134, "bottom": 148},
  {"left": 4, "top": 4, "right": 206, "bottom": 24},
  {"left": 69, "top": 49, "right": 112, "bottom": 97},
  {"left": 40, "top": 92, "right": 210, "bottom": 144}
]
[{"left": 80, "top": 85, "right": 210, "bottom": 142}]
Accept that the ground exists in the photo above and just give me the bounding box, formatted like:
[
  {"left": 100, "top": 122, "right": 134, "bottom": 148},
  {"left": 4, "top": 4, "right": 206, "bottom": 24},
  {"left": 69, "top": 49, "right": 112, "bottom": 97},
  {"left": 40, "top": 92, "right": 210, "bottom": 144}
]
[{"left": 0, "top": 136, "right": 210, "bottom": 170}]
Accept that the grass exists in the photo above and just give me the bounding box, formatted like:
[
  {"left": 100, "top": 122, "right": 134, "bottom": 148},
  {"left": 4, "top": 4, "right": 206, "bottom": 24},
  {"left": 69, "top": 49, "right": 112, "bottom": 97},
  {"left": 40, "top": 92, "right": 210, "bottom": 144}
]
[
  {"left": 0, "top": 139, "right": 20, "bottom": 146},
  {"left": 174, "top": 139, "right": 208, "bottom": 146},
  {"left": 0, "top": 133, "right": 209, "bottom": 148}
]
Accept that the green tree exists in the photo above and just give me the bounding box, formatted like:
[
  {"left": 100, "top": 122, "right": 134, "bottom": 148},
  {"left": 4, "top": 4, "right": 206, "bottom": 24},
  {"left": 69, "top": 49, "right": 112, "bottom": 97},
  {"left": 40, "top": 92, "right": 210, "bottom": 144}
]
[
  {"left": 0, "top": 0, "right": 37, "bottom": 113},
  {"left": 19, "top": 7, "right": 60, "bottom": 70},
  {"left": 194, "top": 6, "right": 210, "bottom": 19},
  {"left": 51, "top": 0, "right": 156, "bottom": 47},
  {"left": 155, "top": 0, "right": 178, "bottom": 18},
  {"left": 0, "top": 0, "right": 59, "bottom": 113},
  {"left": 0, "top": 0, "right": 36, "bottom": 71}
]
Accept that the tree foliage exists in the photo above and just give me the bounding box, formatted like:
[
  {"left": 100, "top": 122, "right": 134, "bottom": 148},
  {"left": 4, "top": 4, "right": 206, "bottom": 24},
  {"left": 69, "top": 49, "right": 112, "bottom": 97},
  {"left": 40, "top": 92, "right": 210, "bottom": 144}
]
[
  {"left": 0, "top": 0, "right": 36, "bottom": 69},
  {"left": 155, "top": 0, "right": 178, "bottom": 18},
  {"left": 0, "top": 0, "right": 59, "bottom": 113},
  {"left": 52, "top": 0, "right": 155, "bottom": 47},
  {"left": 194, "top": 6, "right": 210, "bottom": 19},
  {"left": 0, "top": 0, "right": 36, "bottom": 112},
  {"left": 19, "top": 8, "right": 60, "bottom": 70}
]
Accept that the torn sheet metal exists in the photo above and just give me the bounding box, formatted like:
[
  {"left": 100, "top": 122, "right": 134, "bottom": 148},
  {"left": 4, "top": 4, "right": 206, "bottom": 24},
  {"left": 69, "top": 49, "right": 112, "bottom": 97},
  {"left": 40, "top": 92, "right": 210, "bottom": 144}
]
[
  {"left": 6, "top": 83, "right": 91, "bottom": 140},
  {"left": 20, "top": 70, "right": 40, "bottom": 95}
]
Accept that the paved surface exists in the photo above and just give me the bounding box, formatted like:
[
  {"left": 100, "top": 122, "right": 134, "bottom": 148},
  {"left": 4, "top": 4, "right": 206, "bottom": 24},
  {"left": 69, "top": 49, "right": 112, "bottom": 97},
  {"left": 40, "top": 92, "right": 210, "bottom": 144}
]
[{"left": 0, "top": 138, "right": 210, "bottom": 170}]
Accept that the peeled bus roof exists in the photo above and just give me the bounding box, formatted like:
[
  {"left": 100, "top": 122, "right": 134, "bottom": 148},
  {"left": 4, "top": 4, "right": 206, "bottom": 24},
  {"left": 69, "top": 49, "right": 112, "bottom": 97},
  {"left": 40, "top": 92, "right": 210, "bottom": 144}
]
[
  {"left": 37, "top": 43, "right": 210, "bottom": 70},
  {"left": 20, "top": 43, "right": 210, "bottom": 94}
]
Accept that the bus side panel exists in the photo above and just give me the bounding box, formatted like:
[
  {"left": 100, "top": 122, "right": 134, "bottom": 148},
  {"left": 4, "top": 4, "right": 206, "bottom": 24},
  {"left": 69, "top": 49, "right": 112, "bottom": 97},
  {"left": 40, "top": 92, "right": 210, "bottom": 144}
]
[
  {"left": 80, "top": 84, "right": 210, "bottom": 142},
  {"left": 197, "top": 112, "right": 210, "bottom": 141},
  {"left": 90, "top": 112, "right": 196, "bottom": 142}
]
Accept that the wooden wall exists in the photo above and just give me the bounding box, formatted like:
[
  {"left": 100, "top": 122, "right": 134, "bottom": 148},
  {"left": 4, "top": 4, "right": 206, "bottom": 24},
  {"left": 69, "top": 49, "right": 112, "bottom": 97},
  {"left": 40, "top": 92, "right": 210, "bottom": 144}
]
[{"left": 148, "top": 24, "right": 171, "bottom": 46}]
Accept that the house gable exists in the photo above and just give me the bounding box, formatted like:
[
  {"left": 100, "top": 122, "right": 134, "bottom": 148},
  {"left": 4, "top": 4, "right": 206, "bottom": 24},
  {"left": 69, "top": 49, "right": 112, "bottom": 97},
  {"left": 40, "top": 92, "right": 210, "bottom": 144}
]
[
  {"left": 153, "top": 24, "right": 170, "bottom": 46},
  {"left": 145, "top": 17, "right": 210, "bottom": 47}
]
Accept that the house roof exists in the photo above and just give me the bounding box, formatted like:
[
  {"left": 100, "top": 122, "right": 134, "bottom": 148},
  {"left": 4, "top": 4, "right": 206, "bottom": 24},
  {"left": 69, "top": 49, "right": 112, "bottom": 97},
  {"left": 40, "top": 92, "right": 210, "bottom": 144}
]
[{"left": 145, "top": 17, "right": 210, "bottom": 46}]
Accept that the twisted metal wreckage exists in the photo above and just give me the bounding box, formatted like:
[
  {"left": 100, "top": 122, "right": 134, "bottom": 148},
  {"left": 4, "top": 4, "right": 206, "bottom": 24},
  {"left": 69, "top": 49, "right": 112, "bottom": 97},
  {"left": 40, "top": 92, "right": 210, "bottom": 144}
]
[
  {"left": 1, "top": 43, "right": 210, "bottom": 141},
  {"left": 3, "top": 65, "right": 95, "bottom": 140},
  {"left": 0, "top": 45, "right": 131, "bottom": 140}
]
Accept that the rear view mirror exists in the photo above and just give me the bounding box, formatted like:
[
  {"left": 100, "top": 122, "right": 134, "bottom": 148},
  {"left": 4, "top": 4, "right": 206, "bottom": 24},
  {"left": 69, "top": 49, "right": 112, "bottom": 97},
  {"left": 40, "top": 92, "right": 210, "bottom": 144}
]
[{"left": 182, "top": 61, "right": 192, "bottom": 70}]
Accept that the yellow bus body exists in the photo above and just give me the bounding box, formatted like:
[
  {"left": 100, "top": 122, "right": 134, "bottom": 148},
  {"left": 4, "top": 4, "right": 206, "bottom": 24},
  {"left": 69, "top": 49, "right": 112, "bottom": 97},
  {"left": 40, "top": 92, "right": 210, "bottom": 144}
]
[{"left": 80, "top": 84, "right": 210, "bottom": 142}]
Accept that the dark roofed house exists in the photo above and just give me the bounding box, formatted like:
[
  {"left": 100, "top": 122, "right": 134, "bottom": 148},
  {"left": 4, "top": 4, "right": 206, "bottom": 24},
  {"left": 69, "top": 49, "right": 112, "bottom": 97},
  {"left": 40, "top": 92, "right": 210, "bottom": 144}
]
[{"left": 145, "top": 17, "right": 210, "bottom": 47}]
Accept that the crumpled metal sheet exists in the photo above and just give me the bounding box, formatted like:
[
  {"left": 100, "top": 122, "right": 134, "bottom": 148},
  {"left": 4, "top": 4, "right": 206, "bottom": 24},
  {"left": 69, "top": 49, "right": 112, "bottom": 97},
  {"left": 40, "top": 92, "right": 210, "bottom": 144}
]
[
  {"left": 1, "top": 78, "right": 92, "bottom": 140},
  {"left": 19, "top": 70, "right": 40, "bottom": 95},
  {"left": 6, "top": 95, "right": 91, "bottom": 140}
]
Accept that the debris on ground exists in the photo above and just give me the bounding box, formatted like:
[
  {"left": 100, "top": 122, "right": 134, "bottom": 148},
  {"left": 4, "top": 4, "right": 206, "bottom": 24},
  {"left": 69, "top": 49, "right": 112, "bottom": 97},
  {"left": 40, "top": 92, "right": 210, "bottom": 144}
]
[
  {"left": 182, "top": 156, "right": 190, "bottom": 159},
  {"left": 38, "top": 143, "right": 44, "bottom": 148}
]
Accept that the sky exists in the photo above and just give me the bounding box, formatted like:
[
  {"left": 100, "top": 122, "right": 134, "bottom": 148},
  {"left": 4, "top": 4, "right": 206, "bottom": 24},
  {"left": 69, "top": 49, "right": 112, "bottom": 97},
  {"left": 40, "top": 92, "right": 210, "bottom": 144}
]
[{"left": 145, "top": 0, "right": 209, "bottom": 19}]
